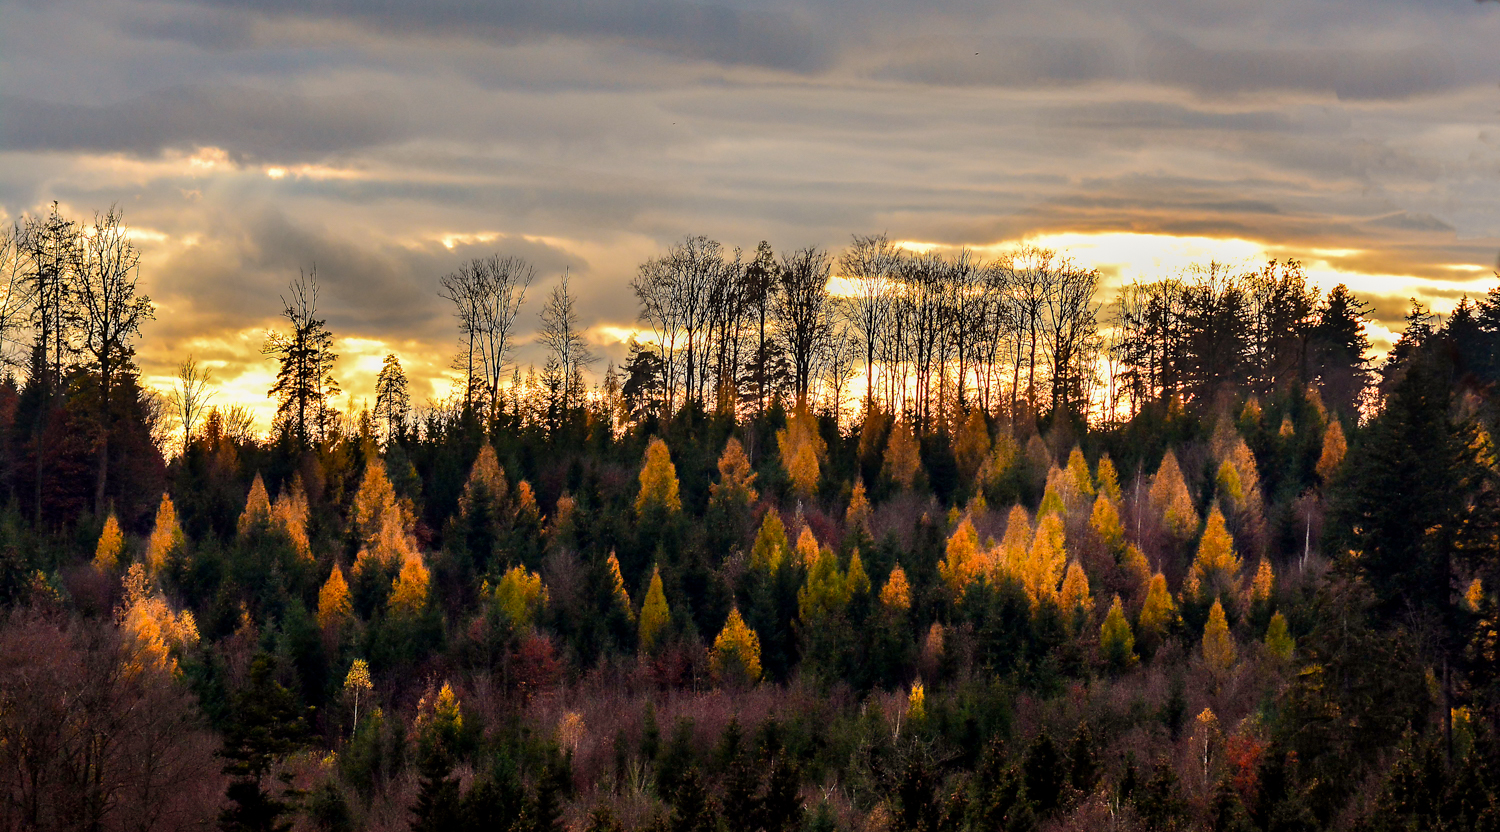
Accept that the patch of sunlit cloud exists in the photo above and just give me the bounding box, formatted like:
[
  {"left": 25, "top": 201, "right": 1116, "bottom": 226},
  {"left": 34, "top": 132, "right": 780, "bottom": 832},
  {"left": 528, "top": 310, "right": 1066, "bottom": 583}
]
[{"left": 262, "top": 163, "right": 365, "bottom": 181}]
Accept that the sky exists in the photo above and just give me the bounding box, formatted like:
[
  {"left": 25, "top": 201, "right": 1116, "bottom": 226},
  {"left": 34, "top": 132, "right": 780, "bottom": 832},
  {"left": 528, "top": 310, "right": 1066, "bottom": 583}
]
[{"left": 4, "top": 0, "right": 1500, "bottom": 430}]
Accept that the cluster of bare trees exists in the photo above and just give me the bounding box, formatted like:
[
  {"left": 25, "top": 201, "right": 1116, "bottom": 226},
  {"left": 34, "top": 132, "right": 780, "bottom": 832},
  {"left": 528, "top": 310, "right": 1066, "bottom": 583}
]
[
  {"left": 438, "top": 255, "right": 534, "bottom": 419},
  {"left": 0, "top": 203, "right": 155, "bottom": 511},
  {"left": 625, "top": 234, "right": 1104, "bottom": 429}
]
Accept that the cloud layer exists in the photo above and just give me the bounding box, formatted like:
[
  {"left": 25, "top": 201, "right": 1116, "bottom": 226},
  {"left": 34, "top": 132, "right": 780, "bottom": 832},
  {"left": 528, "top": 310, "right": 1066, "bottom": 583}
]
[{"left": 3, "top": 0, "right": 1499, "bottom": 424}]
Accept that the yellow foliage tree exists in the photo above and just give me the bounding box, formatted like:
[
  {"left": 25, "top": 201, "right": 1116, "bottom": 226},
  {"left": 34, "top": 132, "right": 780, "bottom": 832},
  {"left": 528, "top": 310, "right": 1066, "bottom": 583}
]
[
  {"left": 120, "top": 563, "right": 199, "bottom": 674},
  {"left": 938, "top": 516, "right": 982, "bottom": 597},
  {"left": 459, "top": 445, "right": 508, "bottom": 519},
  {"left": 1100, "top": 595, "right": 1136, "bottom": 669},
  {"left": 1095, "top": 454, "right": 1122, "bottom": 502},
  {"left": 1059, "top": 561, "right": 1093, "bottom": 622},
  {"left": 494, "top": 565, "right": 549, "bottom": 630},
  {"left": 1090, "top": 493, "right": 1125, "bottom": 550},
  {"left": 607, "top": 552, "right": 633, "bottom": 619},
  {"left": 635, "top": 437, "right": 682, "bottom": 516},
  {"left": 710, "top": 437, "right": 758, "bottom": 507},
  {"left": 638, "top": 566, "right": 670, "bottom": 652},
  {"left": 907, "top": 680, "right": 926, "bottom": 725},
  {"left": 272, "top": 477, "right": 312, "bottom": 560},
  {"left": 711, "top": 607, "right": 762, "bottom": 685},
  {"left": 1065, "top": 446, "right": 1095, "bottom": 497},
  {"left": 1188, "top": 506, "right": 1242, "bottom": 603},
  {"left": 981, "top": 434, "right": 1019, "bottom": 490},
  {"left": 1265, "top": 611, "right": 1294, "bottom": 660},
  {"left": 388, "top": 552, "right": 431, "bottom": 619},
  {"left": 516, "top": 480, "right": 541, "bottom": 525},
  {"left": 778, "top": 407, "right": 826, "bottom": 497},
  {"left": 1316, "top": 419, "right": 1347, "bottom": 483},
  {"left": 1215, "top": 460, "right": 1243, "bottom": 508},
  {"left": 1250, "top": 558, "right": 1274, "bottom": 606},
  {"left": 237, "top": 473, "right": 272, "bottom": 536},
  {"left": 995, "top": 504, "right": 1033, "bottom": 581},
  {"left": 750, "top": 510, "right": 789, "bottom": 570},
  {"left": 318, "top": 564, "right": 352, "bottom": 630},
  {"left": 353, "top": 459, "right": 402, "bottom": 546},
  {"left": 953, "top": 409, "right": 992, "bottom": 485},
  {"left": 94, "top": 513, "right": 124, "bottom": 572},
  {"left": 1139, "top": 573, "right": 1178, "bottom": 642},
  {"left": 343, "top": 659, "right": 373, "bottom": 730},
  {"left": 1202, "top": 599, "right": 1237, "bottom": 678},
  {"left": 145, "top": 494, "right": 184, "bottom": 574},
  {"left": 881, "top": 564, "right": 911, "bottom": 612},
  {"left": 882, "top": 419, "right": 921, "bottom": 490},
  {"left": 845, "top": 479, "right": 872, "bottom": 532},
  {"left": 1150, "top": 450, "right": 1198, "bottom": 539},
  {"left": 1022, "top": 513, "right": 1067, "bottom": 610},
  {"left": 794, "top": 526, "right": 820, "bottom": 567},
  {"left": 1038, "top": 466, "right": 1069, "bottom": 519},
  {"left": 1121, "top": 544, "right": 1152, "bottom": 595}
]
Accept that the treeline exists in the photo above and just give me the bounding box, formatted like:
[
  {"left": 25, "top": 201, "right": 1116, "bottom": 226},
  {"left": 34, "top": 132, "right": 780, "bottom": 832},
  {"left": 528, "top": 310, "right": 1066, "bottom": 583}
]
[{"left": 0, "top": 210, "right": 1498, "bottom": 832}]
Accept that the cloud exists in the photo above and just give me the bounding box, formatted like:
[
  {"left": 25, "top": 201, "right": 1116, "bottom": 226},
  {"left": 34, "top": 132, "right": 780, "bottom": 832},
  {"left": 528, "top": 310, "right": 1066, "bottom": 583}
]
[
  {"left": 1140, "top": 35, "right": 1458, "bottom": 100},
  {"left": 0, "top": 86, "right": 401, "bottom": 162}
]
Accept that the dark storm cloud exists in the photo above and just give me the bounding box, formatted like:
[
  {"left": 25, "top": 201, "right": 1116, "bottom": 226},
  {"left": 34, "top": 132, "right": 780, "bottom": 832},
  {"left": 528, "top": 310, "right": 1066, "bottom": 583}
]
[
  {"left": 0, "top": 86, "right": 401, "bottom": 161},
  {"left": 1141, "top": 36, "right": 1458, "bottom": 100}
]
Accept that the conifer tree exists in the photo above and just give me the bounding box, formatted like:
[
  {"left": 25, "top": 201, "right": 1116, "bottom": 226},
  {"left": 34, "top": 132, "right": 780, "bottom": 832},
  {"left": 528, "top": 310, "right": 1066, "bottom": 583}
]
[
  {"left": 711, "top": 607, "right": 763, "bottom": 685},
  {"left": 1095, "top": 453, "right": 1122, "bottom": 502},
  {"left": 352, "top": 458, "right": 403, "bottom": 548},
  {"left": 845, "top": 479, "right": 871, "bottom": 533},
  {"left": 750, "top": 510, "right": 789, "bottom": 570},
  {"left": 881, "top": 564, "right": 911, "bottom": 612},
  {"left": 1149, "top": 450, "right": 1198, "bottom": 539},
  {"left": 953, "top": 408, "right": 991, "bottom": 485},
  {"left": 145, "top": 493, "right": 184, "bottom": 574},
  {"left": 271, "top": 478, "right": 312, "bottom": 561},
  {"left": 1059, "top": 561, "right": 1093, "bottom": 624},
  {"left": 846, "top": 550, "right": 871, "bottom": 599},
  {"left": 1023, "top": 513, "right": 1067, "bottom": 610},
  {"left": 710, "top": 437, "right": 758, "bottom": 507},
  {"left": 1317, "top": 418, "right": 1347, "bottom": 483},
  {"left": 636, "top": 437, "right": 683, "bottom": 516},
  {"left": 93, "top": 512, "right": 124, "bottom": 572},
  {"left": 389, "top": 552, "right": 431, "bottom": 619},
  {"left": 1065, "top": 446, "right": 1095, "bottom": 497},
  {"left": 883, "top": 418, "right": 921, "bottom": 490},
  {"left": 1202, "top": 599, "right": 1236, "bottom": 678},
  {"left": 1188, "top": 506, "right": 1242, "bottom": 604},
  {"left": 238, "top": 473, "right": 272, "bottom": 537},
  {"left": 793, "top": 526, "right": 820, "bottom": 567},
  {"left": 1090, "top": 493, "right": 1125, "bottom": 551},
  {"left": 1265, "top": 611, "right": 1294, "bottom": 660},
  {"left": 1101, "top": 595, "right": 1136, "bottom": 670},
  {"left": 1139, "top": 573, "right": 1178, "bottom": 645},
  {"left": 317, "top": 564, "right": 352, "bottom": 630},
  {"left": 996, "top": 504, "right": 1032, "bottom": 581},
  {"left": 939, "top": 516, "right": 982, "bottom": 597},
  {"left": 639, "top": 566, "right": 670, "bottom": 652},
  {"left": 1037, "top": 466, "right": 1069, "bottom": 518},
  {"left": 798, "top": 547, "right": 847, "bottom": 623},
  {"left": 494, "top": 565, "right": 548, "bottom": 631},
  {"left": 606, "top": 552, "right": 633, "bottom": 620},
  {"left": 219, "top": 654, "right": 310, "bottom": 832}
]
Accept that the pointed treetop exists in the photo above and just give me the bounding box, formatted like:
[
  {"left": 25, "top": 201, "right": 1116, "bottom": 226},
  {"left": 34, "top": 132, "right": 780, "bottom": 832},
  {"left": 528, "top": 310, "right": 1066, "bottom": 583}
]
[
  {"left": 711, "top": 437, "right": 758, "bottom": 507},
  {"left": 1095, "top": 453, "right": 1122, "bottom": 502},
  {"left": 94, "top": 513, "right": 124, "bottom": 573},
  {"left": 238, "top": 473, "right": 272, "bottom": 537},
  {"left": 638, "top": 566, "right": 670, "bottom": 652},
  {"left": 751, "top": 510, "right": 789, "bottom": 571},
  {"left": 318, "top": 564, "right": 352, "bottom": 630},
  {"left": 880, "top": 564, "right": 911, "bottom": 612},
  {"left": 635, "top": 436, "right": 682, "bottom": 516}
]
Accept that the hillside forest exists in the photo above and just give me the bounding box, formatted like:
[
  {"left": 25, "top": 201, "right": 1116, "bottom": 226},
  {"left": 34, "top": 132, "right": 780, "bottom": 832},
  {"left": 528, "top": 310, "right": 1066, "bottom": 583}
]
[{"left": 1, "top": 208, "right": 1499, "bottom": 832}]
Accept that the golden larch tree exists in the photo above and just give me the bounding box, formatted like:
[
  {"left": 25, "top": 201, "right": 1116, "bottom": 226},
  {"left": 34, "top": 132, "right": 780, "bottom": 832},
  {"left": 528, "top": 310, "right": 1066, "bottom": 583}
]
[
  {"left": 635, "top": 437, "right": 683, "bottom": 516},
  {"left": 272, "top": 476, "right": 312, "bottom": 561},
  {"left": 120, "top": 563, "right": 199, "bottom": 674},
  {"left": 1037, "top": 466, "right": 1069, "bottom": 519},
  {"left": 882, "top": 419, "right": 921, "bottom": 490},
  {"left": 751, "top": 510, "right": 789, "bottom": 570},
  {"left": 1023, "top": 513, "right": 1068, "bottom": 610},
  {"left": 145, "top": 494, "right": 184, "bottom": 575},
  {"left": 1265, "top": 611, "right": 1294, "bottom": 660},
  {"left": 953, "top": 408, "right": 991, "bottom": 485},
  {"left": 1065, "top": 446, "right": 1095, "bottom": 497},
  {"left": 794, "top": 525, "right": 821, "bottom": 567},
  {"left": 1095, "top": 454, "right": 1122, "bottom": 502},
  {"left": 353, "top": 459, "right": 402, "bottom": 547},
  {"left": 237, "top": 473, "right": 272, "bottom": 536},
  {"left": 845, "top": 479, "right": 872, "bottom": 533},
  {"left": 996, "top": 504, "right": 1033, "bottom": 582},
  {"left": 711, "top": 607, "right": 763, "bottom": 686},
  {"left": 460, "top": 445, "right": 508, "bottom": 519},
  {"left": 93, "top": 512, "right": 124, "bottom": 572},
  {"left": 847, "top": 549, "right": 871, "bottom": 598},
  {"left": 607, "top": 552, "right": 634, "bottom": 620},
  {"left": 1317, "top": 419, "right": 1347, "bottom": 483},
  {"left": 777, "top": 407, "right": 826, "bottom": 497},
  {"left": 1150, "top": 450, "right": 1198, "bottom": 539},
  {"left": 318, "top": 564, "right": 352, "bottom": 630},
  {"left": 388, "top": 551, "right": 431, "bottom": 619},
  {"left": 1090, "top": 493, "right": 1125, "bottom": 551},
  {"left": 638, "top": 566, "right": 670, "bottom": 652},
  {"left": 1100, "top": 595, "right": 1136, "bottom": 669},
  {"left": 1139, "top": 573, "right": 1178, "bottom": 643},
  {"left": 1188, "top": 505, "right": 1242, "bottom": 603},
  {"left": 1202, "top": 598, "right": 1237, "bottom": 678},
  {"left": 1059, "top": 561, "right": 1093, "bottom": 622},
  {"left": 710, "top": 437, "right": 758, "bottom": 507},
  {"left": 1250, "top": 558, "right": 1274, "bottom": 607},
  {"left": 938, "top": 516, "right": 982, "bottom": 597},
  {"left": 881, "top": 564, "right": 912, "bottom": 612},
  {"left": 494, "top": 565, "right": 548, "bottom": 630},
  {"left": 798, "top": 546, "right": 847, "bottom": 624}
]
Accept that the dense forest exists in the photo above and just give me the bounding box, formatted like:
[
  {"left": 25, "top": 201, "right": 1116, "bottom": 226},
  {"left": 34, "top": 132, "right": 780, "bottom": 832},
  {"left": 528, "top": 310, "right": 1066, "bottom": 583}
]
[{"left": 1, "top": 206, "right": 1498, "bottom": 832}]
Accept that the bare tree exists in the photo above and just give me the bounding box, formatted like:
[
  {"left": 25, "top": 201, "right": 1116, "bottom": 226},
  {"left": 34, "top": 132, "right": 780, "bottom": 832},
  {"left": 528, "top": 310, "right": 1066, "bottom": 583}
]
[
  {"left": 0, "top": 227, "right": 33, "bottom": 371},
  {"left": 439, "top": 254, "right": 533, "bottom": 421},
  {"left": 169, "top": 356, "right": 214, "bottom": 453},
  {"left": 538, "top": 270, "right": 596, "bottom": 421},
  {"left": 264, "top": 269, "right": 339, "bottom": 448},
  {"left": 19, "top": 202, "right": 80, "bottom": 390},
  {"left": 839, "top": 233, "right": 900, "bottom": 412},
  {"left": 775, "top": 246, "right": 834, "bottom": 410},
  {"left": 75, "top": 207, "right": 154, "bottom": 513}
]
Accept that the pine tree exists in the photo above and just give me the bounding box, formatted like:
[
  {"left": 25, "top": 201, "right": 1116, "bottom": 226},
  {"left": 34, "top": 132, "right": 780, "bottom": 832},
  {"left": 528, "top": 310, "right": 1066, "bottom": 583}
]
[
  {"left": 238, "top": 473, "right": 272, "bottom": 537},
  {"left": 639, "top": 566, "right": 670, "bottom": 652},
  {"left": 711, "top": 607, "right": 763, "bottom": 686},
  {"left": 219, "top": 654, "right": 310, "bottom": 832},
  {"left": 1101, "top": 595, "right": 1137, "bottom": 670},
  {"left": 881, "top": 564, "right": 912, "bottom": 612},
  {"left": 317, "top": 565, "right": 352, "bottom": 630},
  {"left": 1139, "top": 573, "right": 1178, "bottom": 646},
  {"left": 636, "top": 437, "right": 683, "bottom": 516},
  {"left": 93, "top": 512, "right": 124, "bottom": 572},
  {"left": 1095, "top": 453, "right": 1122, "bottom": 502},
  {"left": 1065, "top": 446, "right": 1095, "bottom": 497},
  {"left": 1188, "top": 506, "right": 1242, "bottom": 604}
]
